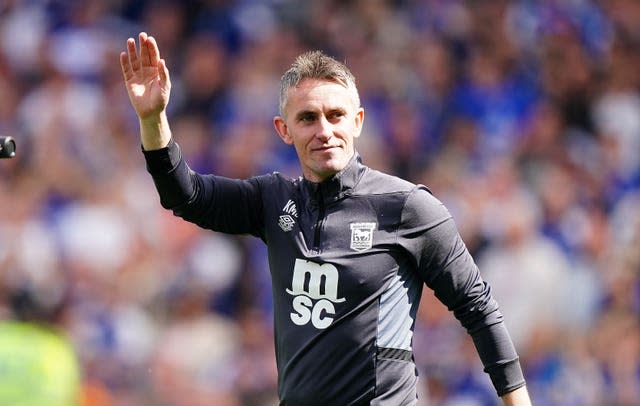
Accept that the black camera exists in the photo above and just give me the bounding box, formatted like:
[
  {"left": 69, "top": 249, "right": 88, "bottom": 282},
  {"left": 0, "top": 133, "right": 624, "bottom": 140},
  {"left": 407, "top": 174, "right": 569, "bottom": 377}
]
[{"left": 0, "top": 136, "right": 16, "bottom": 159}]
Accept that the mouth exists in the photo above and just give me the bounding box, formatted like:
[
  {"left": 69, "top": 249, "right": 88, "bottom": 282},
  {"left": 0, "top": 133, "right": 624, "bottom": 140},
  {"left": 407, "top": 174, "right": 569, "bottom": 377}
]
[{"left": 312, "top": 145, "right": 340, "bottom": 152}]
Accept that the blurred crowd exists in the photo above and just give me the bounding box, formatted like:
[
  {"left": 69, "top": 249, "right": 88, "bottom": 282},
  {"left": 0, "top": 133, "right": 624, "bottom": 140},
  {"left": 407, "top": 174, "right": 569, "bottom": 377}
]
[{"left": 0, "top": 0, "right": 639, "bottom": 405}]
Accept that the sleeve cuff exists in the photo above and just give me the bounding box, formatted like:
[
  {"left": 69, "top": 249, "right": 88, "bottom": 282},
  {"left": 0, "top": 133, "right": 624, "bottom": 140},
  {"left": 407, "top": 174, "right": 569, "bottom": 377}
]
[
  {"left": 486, "top": 357, "right": 526, "bottom": 397},
  {"left": 142, "top": 139, "right": 181, "bottom": 175},
  {"left": 470, "top": 321, "right": 526, "bottom": 396}
]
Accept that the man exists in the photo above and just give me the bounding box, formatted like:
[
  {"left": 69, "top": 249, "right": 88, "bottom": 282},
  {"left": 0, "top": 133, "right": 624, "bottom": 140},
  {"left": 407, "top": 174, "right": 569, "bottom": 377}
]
[{"left": 120, "top": 32, "right": 532, "bottom": 405}]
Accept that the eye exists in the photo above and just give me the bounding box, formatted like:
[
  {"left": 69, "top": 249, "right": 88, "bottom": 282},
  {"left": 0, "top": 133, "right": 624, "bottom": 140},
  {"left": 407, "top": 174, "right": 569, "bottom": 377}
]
[
  {"left": 328, "top": 110, "right": 345, "bottom": 121},
  {"left": 298, "top": 112, "right": 317, "bottom": 123}
]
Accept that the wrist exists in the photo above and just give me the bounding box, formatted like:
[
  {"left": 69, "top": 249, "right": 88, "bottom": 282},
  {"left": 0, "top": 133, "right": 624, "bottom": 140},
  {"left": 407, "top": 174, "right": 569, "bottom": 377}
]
[
  {"left": 500, "top": 385, "right": 531, "bottom": 406},
  {"left": 140, "top": 112, "right": 171, "bottom": 151},
  {"left": 139, "top": 110, "right": 167, "bottom": 128}
]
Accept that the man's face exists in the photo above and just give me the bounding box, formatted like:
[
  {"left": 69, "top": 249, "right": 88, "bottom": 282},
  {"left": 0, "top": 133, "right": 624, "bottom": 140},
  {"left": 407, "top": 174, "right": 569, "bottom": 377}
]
[{"left": 274, "top": 79, "right": 364, "bottom": 183}]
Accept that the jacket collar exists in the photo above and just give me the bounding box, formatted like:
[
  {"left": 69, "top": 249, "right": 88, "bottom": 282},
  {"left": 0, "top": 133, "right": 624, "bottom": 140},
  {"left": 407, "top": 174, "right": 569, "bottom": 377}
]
[{"left": 302, "top": 152, "right": 365, "bottom": 205}]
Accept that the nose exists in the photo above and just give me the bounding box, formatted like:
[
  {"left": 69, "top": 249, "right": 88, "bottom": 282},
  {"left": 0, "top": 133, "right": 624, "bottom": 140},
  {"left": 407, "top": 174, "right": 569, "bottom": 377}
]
[{"left": 315, "top": 115, "right": 333, "bottom": 142}]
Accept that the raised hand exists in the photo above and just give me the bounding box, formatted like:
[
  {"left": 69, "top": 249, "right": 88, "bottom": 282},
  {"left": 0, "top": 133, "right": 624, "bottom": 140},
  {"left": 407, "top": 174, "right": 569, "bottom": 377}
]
[{"left": 120, "top": 32, "right": 171, "bottom": 120}]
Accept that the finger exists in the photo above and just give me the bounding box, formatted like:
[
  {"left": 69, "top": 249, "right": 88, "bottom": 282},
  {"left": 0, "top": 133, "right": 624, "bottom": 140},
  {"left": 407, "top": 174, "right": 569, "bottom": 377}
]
[
  {"left": 147, "top": 36, "right": 160, "bottom": 66},
  {"left": 120, "top": 51, "right": 133, "bottom": 81},
  {"left": 127, "top": 37, "right": 140, "bottom": 71},
  {"left": 139, "top": 32, "right": 151, "bottom": 67}
]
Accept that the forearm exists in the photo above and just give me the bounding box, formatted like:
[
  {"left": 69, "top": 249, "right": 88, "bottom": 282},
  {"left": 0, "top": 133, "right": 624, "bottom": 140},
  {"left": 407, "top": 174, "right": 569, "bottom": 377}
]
[
  {"left": 143, "top": 139, "right": 195, "bottom": 210},
  {"left": 140, "top": 111, "right": 172, "bottom": 151},
  {"left": 501, "top": 385, "right": 531, "bottom": 405},
  {"left": 468, "top": 320, "right": 526, "bottom": 397}
]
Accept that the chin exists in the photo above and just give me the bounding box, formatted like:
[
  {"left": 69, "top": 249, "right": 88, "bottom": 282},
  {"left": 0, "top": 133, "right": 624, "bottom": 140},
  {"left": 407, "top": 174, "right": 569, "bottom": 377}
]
[
  {"left": 306, "top": 152, "right": 351, "bottom": 180},
  {"left": 321, "top": 159, "right": 348, "bottom": 175}
]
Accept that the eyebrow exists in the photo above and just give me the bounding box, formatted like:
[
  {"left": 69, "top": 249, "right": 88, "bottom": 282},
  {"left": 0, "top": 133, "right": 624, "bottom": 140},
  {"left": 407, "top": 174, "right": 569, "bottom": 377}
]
[
  {"left": 294, "top": 107, "right": 347, "bottom": 121},
  {"left": 328, "top": 107, "right": 347, "bottom": 115}
]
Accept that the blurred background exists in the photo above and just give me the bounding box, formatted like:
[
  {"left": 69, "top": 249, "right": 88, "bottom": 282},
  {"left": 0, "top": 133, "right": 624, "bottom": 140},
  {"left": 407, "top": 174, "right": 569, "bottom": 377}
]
[{"left": 0, "top": 0, "right": 639, "bottom": 405}]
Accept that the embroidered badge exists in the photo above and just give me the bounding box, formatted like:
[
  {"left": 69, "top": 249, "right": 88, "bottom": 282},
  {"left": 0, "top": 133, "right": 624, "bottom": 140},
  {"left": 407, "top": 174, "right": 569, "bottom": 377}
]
[
  {"left": 279, "top": 199, "right": 298, "bottom": 232},
  {"left": 350, "top": 222, "right": 376, "bottom": 252}
]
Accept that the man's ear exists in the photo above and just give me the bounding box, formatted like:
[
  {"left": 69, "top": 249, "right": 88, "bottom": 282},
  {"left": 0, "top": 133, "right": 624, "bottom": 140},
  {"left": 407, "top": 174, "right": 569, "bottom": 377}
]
[
  {"left": 353, "top": 107, "right": 365, "bottom": 138},
  {"left": 274, "top": 116, "right": 293, "bottom": 145}
]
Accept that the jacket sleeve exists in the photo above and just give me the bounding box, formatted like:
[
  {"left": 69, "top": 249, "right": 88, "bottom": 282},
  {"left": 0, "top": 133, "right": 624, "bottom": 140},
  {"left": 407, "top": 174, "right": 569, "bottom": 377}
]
[
  {"left": 143, "top": 139, "right": 265, "bottom": 238},
  {"left": 398, "top": 186, "right": 526, "bottom": 396}
]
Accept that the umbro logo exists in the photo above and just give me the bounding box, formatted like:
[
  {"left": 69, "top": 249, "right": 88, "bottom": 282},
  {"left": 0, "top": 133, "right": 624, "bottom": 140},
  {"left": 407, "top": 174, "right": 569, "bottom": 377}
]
[
  {"left": 279, "top": 199, "right": 298, "bottom": 232},
  {"left": 279, "top": 215, "right": 295, "bottom": 232}
]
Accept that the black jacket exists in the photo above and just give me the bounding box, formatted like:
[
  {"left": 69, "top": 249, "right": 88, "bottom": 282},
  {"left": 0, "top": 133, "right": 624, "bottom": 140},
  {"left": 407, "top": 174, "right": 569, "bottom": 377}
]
[{"left": 144, "top": 140, "right": 525, "bottom": 405}]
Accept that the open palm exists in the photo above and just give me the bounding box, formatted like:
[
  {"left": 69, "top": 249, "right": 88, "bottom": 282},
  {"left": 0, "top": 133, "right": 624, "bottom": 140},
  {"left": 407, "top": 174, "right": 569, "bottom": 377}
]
[{"left": 120, "top": 32, "right": 171, "bottom": 119}]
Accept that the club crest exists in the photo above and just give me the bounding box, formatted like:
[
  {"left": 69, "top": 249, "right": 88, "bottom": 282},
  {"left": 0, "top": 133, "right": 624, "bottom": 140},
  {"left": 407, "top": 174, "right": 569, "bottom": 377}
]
[{"left": 350, "top": 222, "right": 376, "bottom": 252}]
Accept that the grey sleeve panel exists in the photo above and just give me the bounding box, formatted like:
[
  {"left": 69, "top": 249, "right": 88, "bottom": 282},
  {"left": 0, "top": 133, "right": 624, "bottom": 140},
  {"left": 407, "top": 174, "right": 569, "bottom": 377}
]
[
  {"left": 376, "top": 264, "right": 422, "bottom": 350},
  {"left": 143, "top": 139, "right": 266, "bottom": 237},
  {"left": 398, "top": 186, "right": 525, "bottom": 395}
]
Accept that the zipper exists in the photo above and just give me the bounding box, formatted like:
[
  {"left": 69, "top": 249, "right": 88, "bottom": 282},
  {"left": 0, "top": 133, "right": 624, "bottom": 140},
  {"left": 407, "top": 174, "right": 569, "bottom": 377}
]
[{"left": 312, "top": 189, "right": 325, "bottom": 252}]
